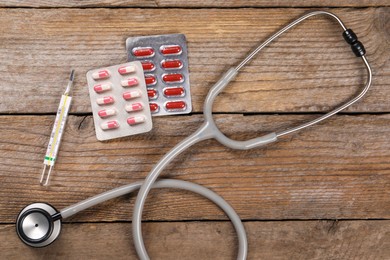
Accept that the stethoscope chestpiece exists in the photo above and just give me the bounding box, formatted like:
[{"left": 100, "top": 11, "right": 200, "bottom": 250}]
[{"left": 16, "top": 203, "right": 62, "bottom": 247}]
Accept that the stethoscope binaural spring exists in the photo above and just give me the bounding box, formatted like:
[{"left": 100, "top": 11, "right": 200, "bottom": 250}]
[{"left": 16, "top": 11, "right": 372, "bottom": 260}]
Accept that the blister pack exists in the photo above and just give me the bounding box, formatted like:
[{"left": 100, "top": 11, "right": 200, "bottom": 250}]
[
  {"left": 126, "top": 34, "right": 192, "bottom": 116},
  {"left": 86, "top": 61, "right": 152, "bottom": 141}
]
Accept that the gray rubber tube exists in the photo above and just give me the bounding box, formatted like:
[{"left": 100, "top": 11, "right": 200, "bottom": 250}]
[
  {"left": 60, "top": 179, "right": 247, "bottom": 260},
  {"left": 131, "top": 11, "right": 373, "bottom": 260},
  {"left": 131, "top": 67, "right": 277, "bottom": 260}
]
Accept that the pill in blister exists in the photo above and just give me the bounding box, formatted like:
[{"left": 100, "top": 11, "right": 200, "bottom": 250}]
[
  {"left": 160, "top": 45, "right": 182, "bottom": 55},
  {"left": 123, "top": 90, "right": 141, "bottom": 100},
  {"left": 101, "top": 120, "right": 119, "bottom": 130},
  {"left": 126, "top": 34, "right": 192, "bottom": 116},
  {"left": 147, "top": 89, "right": 158, "bottom": 99},
  {"left": 94, "top": 83, "right": 112, "bottom": 93},
  {"left": 165, "top": 101, "right": 186, "bottom": 111},
  {"left": 161, "top": 59, "right": 183, "bottom": 70},
  {"left": 132, "top": 47, "right": 155, "bottom": 58},
  {"left": 98, "top": 108, "right": 117, "bottom": 118},
  {"left": 125, "top": 102, "right": 144, "bottom": 112},
  {"left": 163, "top": 73, "right": 184, "bottom": 83},
  {"left": 141, "top": 61, "right": 155, "bottom": 72},
  {"left": 164, "top": 87, "right": 185, "bottom": 97},
  {"left": 145, "top": 75, "right": 157, "bottom": 86},
  {"left": 87, "top": 61, "right": 152, "bottom": 141},
  {"left": 97, "top": 96, "right": 114, "bottom": 105},
  {"left": 127, "top": 116, "right": 146, "bottom": 126},
  {"left": 118, "top": 65, "right": 136, "bottom": 75},
  {"left": 92, "top": 70, "right": 110, "bottom": 80},
  {"left": 149, "top": 103, "right": 159, "bottom": 113},
  {"left": 121, "top": 78, "right": 139, "bottom": 87}
]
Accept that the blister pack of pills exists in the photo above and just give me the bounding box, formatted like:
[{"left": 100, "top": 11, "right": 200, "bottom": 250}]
[
  {"left": 86, "top": 61, "right": 152, "bottom": 141},
  {"left": 126, "top": 34, "right": 192, "bottom": 116}
]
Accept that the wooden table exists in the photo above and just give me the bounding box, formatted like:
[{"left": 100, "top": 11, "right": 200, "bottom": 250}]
[{"left": 1, "top": 1, "right": 389, "bottom": 259}]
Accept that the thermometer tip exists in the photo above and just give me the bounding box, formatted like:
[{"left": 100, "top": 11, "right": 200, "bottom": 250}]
[{"left": 69, "top": 69, "right": 75, "bottom": 82}]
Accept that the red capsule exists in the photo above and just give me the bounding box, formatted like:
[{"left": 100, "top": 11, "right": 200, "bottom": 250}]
[
  {"left": 149, "top": 103, "right": 159, "bottom": 113},
  {"left": 162, "top": 73, "right": 184, "bottom": 83},
  {"left": 161, "top": 59, "right": 183, "bottom": 69},
  {"left": 141, "top": 61, "right": 155, "bottom": 72},
  {"left": 165, "top": 101, "right": 186, "bottom": 111},
  {"left": 147, "top": 89, "right": 158, "bottom": 99},
  {"left": 160, "top": 45, "right": 182, "bottom": 55},
  {"left": 132, "top": 47, "right": 155, "bottom": 57},
  {"left": 164, "top": 87, "right": 185, "bottom": 97},
  {"left": 145, "top": 75, "right": 157, "bottom": 86}
]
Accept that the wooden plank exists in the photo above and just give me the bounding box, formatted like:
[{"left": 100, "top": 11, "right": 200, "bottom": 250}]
[
  {"left": 1, "top": 221, "right": 389, "bottom": 259},
  {"left": 0, "top": 0, "right": 388, "bottom": 8},
  {"left": 0, "top": 8, "right": 388, "bottom": 113},
  {"left": 0, "top": 114, "right": 389, "bottom": 222}
]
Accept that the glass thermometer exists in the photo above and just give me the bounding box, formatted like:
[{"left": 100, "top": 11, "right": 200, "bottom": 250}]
[{"left": 40, "top": 70, "right": 75, "bottom": 186}]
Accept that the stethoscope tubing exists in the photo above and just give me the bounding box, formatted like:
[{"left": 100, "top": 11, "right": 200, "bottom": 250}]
[
  {"left": 61, "top": 179, "right": 248, "bottom": 260},
  {"left": 131, "top": 10, "right": 372, "bottom": 260},
  {"left": 15, "top": 10, "right": 373, "bottom": 260}
]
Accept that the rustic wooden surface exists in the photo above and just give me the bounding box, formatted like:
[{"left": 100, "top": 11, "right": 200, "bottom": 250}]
[
  {"left": 1, "top": 221, "right": 389, "bottom": 259},
  {"left": 1, "top": 8, "right": 389, "bottom": 113},
  {"left": 1, "top": 114, "right": 389, "bottom": 222},
  {"left": 0, "top": 1, "right": 389, "bottom": 259},
  {"left": 0, "top": 0, "right": 389, "bottom": 7}
]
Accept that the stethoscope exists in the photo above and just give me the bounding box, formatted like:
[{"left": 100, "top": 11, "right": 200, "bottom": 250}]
[{"left": 16, "top": 11, "right": 372, "bottom": 260}]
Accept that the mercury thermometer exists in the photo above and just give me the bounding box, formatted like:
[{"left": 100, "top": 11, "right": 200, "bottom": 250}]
[{"left": 40, "top": 70, "right": 75, "bottom": 186}]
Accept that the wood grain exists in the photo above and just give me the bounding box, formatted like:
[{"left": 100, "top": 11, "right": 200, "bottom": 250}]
[
  {"left": 1, "top": 114, "right": 389, "bottom": 222},
  {"left": 1, "top": 221, "right": 389, "bottom": 259},
  {"left": 0, "top": 0, "right": 389, "bottom": 8},
  {"left": 0, "top": 8, "right": 389, "bottom": 113}
]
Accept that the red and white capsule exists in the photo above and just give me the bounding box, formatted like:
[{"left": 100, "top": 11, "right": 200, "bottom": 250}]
[
  {"left": 123, "top": 90, "right": 141, "bottom": 100},
  {"left": 125, "top": 102, "right": 143, "bottom": 112},
  {"left": 165, "top": 101, "right": 186, "bottom": 111},
  {"left": 92, "top": 70, "right": 110, "bottom": 80},
  {"left": 144, "top": 75, "right": 157, "bottom": 86},
  {"left": 121, "top": 77, "right": 139, "bottom": 87},
  {"left": 141, "top": 61, "right": 155, "bottom": 72},
  {"left": 160, "top": 45, "right": 182, "bottom": 55},
  {"left": 98, "top": 108, "right": 117, "bottom": 118},
  {"left": 118, "top": 65, "right": 136, "bottom": 75},
  {"left": 161, "top": 59, "right": 183, "bottom": 70},
  {"left": 162, "top": 73, "right": 184, "bottom": 83},
  {"left": 149, "top": 103, "right": 159, "bottom": 113},
  {"left": 127, "top": 116, "right": 146, "bottom": 126},
  {"left": 96, "top": 96, "right": 114, "bottom": 105},
  {"left": 132, "top": 47, "right": 155, "bottom": 58},
  {"left": 93, "top": 83, "right": 112, "bottom": 93},
  {"left": 164, "top": 87, "right": 185, "bottom": 97},
  {"left": 101, "top": 120, "right": 119, "bottom": 130}
]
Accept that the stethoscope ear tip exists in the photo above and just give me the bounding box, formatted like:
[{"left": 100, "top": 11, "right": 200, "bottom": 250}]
[{"left": 16, "top": 203, "right": 62, "bottom": 248}]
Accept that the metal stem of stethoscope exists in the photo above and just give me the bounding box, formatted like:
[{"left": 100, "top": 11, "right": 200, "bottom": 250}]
[{"left": 16, "top": 11, "right": 372, "bottom": 260}]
